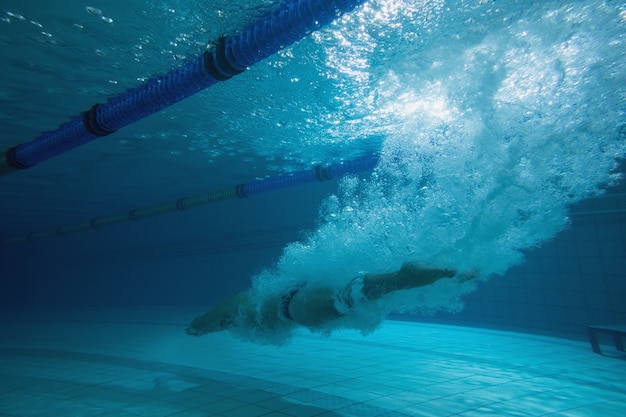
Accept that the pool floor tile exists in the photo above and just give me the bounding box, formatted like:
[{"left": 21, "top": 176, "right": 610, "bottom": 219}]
[{"left": 1, "top": 309, "right": 624, "bottom": 417}]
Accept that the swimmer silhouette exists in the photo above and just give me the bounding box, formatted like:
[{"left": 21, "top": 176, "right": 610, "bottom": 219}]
[{"left": 186, "top": 262, "right": 474, "bottom": 337}]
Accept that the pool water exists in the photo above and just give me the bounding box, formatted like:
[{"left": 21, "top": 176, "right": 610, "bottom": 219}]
[{"left": 1, "top": 0, "right": 625, "bottom": 415}]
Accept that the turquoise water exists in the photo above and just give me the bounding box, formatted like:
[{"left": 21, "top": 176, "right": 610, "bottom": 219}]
[
  {"left": 1, "top": 1, "right": 626, "bottom": 416},
  {"left": 1, "top": 0, "right": 625, "bottom": 344}
]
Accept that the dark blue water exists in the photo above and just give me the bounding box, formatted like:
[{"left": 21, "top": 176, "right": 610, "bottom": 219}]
[{"left": 1, "top": 0, "right": 624, "bottom": 342}]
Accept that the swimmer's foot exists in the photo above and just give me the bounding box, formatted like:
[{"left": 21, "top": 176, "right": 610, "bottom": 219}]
[{"left": 457, "top": 269, "right": 480, "bottom": 283}]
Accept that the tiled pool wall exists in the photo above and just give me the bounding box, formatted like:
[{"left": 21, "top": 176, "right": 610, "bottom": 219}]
[{"left": 417, "top": 183, "right": 626, "bottom": 339}]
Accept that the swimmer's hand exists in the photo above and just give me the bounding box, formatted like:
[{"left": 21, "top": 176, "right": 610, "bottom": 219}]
[
  {"left": 185, "top": 314, "right": 232, "bottom": 336},
  {"left": 185, "top": 292, "right": 249, "bottom": 336}
]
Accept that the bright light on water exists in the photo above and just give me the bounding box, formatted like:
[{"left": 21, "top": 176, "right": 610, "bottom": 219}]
[
  {"left": 238, "top": 0, "right": 626, "bottom": 344},
  {"left": 2, "top": 0, "right": 622, "bottom": 344}
]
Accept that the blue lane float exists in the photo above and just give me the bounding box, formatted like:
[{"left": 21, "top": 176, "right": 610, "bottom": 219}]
[
  {"left": 0, "top": 0, "right": 368, "bottom": 175},
  {"left": 0, "top": 153, "right": 380, "bottom": 245}
]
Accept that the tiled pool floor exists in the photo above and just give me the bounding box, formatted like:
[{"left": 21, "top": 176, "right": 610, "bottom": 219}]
[{"left": 0, "top": 309, "right": 624, "bottom": 416}]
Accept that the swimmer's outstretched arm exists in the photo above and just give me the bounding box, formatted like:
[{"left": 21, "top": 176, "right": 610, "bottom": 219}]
[{"left": 186, "top": 291, "right": 250, "bottom": 336}]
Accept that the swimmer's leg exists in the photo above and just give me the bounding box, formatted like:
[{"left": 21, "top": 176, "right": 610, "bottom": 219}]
[{"left": 362, "top": 263, "right": 457, "bottom": 300}]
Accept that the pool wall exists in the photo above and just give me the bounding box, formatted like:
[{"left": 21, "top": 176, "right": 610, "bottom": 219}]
[{"left": 411, "top": 180, "right": 626, "bottom": 339}]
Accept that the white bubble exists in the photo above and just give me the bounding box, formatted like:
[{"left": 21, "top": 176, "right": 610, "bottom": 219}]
[
  {"left": 6, "top": 11, "right": 25, "bottom": 20},
  {"left": 238, "top": 0, "right": 626, "bottom": 344},
  {"left": 85, "top": 7, "right": 102, "bottom": 16}
]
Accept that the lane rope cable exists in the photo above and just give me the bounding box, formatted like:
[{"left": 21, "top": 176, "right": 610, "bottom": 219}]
[
  {"left": 0, "top": 153, "right": 380, "bottom": 245},
  {"left": 0, "top": 0, "right": 368, "bottom": 176}
]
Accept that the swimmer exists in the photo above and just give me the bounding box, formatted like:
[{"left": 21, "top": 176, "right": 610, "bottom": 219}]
[{"left": 186, "top": 262, "right": 476, "bottom": 337}]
